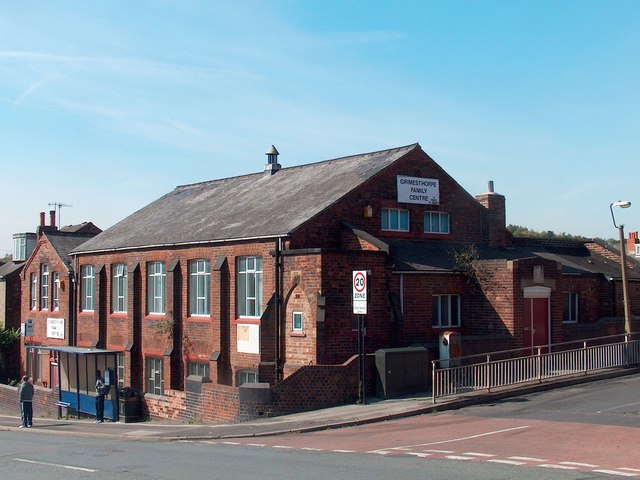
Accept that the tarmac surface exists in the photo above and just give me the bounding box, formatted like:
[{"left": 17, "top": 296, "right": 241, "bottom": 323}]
[{"left": 2, "top": 369, "right": 637, "bottom": 442}]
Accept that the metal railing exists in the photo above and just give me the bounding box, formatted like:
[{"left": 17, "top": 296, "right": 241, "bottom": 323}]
[{"left": 432, "top": 334, "right": 640, "bottom": 403}]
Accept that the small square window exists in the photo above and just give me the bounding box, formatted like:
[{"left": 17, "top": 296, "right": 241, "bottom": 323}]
[{"left": 382, "top": 208, "right": 409, "bottom": 232}]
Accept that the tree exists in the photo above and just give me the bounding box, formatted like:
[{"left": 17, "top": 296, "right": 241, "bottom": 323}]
[{"left": 0, "top": 327, "right": 21, "bottom": 383}]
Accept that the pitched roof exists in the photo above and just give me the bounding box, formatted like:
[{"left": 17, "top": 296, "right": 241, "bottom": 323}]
[
  {"left": 73, "top": 144, "right": 420, "bottom": 254},
  {"left": 388, "top": 237, "right": 640, "bottom": 280},
  {"left": 45, "top": 232, "right": 100, "bottom": 270},
  {"left": 0, "top": 261, "right": 24, "bottom": 279}
]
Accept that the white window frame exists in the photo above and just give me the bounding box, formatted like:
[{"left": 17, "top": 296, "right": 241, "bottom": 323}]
[
  {"left": 381, "top": 208, "right": 410, "bottom": 232},
  {"left": 146, "top": 357, "right": 164, "bottom": 396},
  {"left": 112, "top": 263, "right": 128, "bottom": 313},
  {"left": 52, "top": 272, "right": 60, "bottom": 311},
  {"left": 432, "top": 294, "right": 461, "bottom": 328},
  {"left": 424, "top": 211, "right": 450, "bottom": 234},
  {"left": 237, "top": 256, "right": 263, "bottom": 318},
  {"left": 292, "top": 311, "right": 303, "bottom": 332},
  {"left": 30, "top": 273, "right": 37, "bottom": 310},
  {"left": 40, "top": 264, "right": 49, "bottom": 311},
  {"left": 563, "top": 292, "right": 579, "bottom": 323},
  {"left": 14, "top": 237, "right": 27, "bottom": 261},
  {"left": 147, "top": 262, "right": 166, "bottom": 315},
  {"left": 117, "top": 353, "right": 125, "bottom": 388},
  {"left": 189, "top": 259, "right": 210, "bottom": 316},
  {"left": 81, "top": 265, "right": 95, "bottom": 312}
]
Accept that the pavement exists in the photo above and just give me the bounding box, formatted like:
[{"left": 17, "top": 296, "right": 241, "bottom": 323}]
[{"left": 2, "top": 368, "right": 638, "bottom": 442}]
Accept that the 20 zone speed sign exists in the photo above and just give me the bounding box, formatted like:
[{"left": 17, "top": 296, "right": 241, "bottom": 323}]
[{"left": 352, "top": 270, "right": 367, "bottom": 314}]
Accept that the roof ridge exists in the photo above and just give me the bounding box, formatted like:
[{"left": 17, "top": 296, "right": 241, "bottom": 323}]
[{"left": 175, "top": 143, "right": 420, "bottom": 191}]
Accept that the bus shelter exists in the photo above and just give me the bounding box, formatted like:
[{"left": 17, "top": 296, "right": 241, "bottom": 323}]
[{"left": 26, "top": 345, "right": 120, "bottom": 422}]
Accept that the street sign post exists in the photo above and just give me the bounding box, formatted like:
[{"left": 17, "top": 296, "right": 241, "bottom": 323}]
[{"left": 353, "top": 270, "right": 368, "bottom": 404}]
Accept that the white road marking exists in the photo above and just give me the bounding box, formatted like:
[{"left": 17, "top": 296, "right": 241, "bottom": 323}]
[
  {"left": 539, "top": 464, "right": 578, "bottom": 470},
  {"left": 370, "top": 451, "right": 390, "bottom": 455},
  {"left": 15, "top": 458, "right": 97, "bottom": 473},
  {"left": 463, "top": 452, "right": 496, "bottom": 457},
  {"left": 272, "top": 446, "right": 293, "bottom": 449},
  {"left": 596, "top": 401, "right": 640, "bottom": 414},
  {"left": 222, "top": 441, "right": 240, "bottom": 445},
  {"left": 488, "top": 459, "right": 526, "bottom": 466},
  {"left": 301, "top": 447, "right": 324, "bottom": 451},
  {"left": 592, "top": 470, "right": 638, "bottom": 477},
  {"left": 509, "top": 456, "right": 547, "bottom": 462},
  {"left": 405, "top": 452, "right": 432, "bottom": 458},
  {"left": 560, "top": 461, "right": 599, "bottom": 468},
  {"left": 424, "top": 449, "right": 455, "bottom": 454},
  {"left": 446, "top": 455, "right": 475, "bottom": 461},
  {"left": 620, "top": 468, "right": 640, "bottom": 473},
  {"left": 368, "top": 425, "right": 530, "bottom": 454},
  {"left": 332, "top": 449, "right": 356, "bottom": 453},
  {"left": 246, "top": 443, "right": 265, "bottom": 447}
]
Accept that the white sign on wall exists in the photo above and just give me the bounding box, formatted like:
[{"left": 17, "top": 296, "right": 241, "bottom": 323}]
[
  {"left": 237, "top": 323, "right": 260, "bottom": 354},
  {"left": 47, "top": 318, "right": 65, "bottom": 339},
  {"left": 397, "top": 175, "right": 439, "bottom": 205}
]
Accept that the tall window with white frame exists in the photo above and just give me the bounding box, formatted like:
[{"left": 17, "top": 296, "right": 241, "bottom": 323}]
[
  {"left": 117, "top": 353, "right": 125, "bottom": 388},
  {"left": 146, "top": 357, "right": 164, "bottom": 395},
  {"left": 424, "top": 212, "right": 450, "bottom": 234},
  {"left": 40, "top": 264, "right": 49, "bottom": 310},
  {"left": 189, "top": 259, "right": 210, "bottom": 316},
  {"left": 112, "top": 263, "right": 128, "bottom": 313},
  {"left": 30, "top": 273, "right": 37, "bottom": 310},
  {"left": 237, "top": 256, "right": 263, "bottom": 317},
  {"left": 381, "top": 208, "right": 409, "bottom": 232},
  {"left": 81, "top": 265, "right": 95, "bottom": 312},
  {"left": 563, "top": 292, "right": 579, "bottom": 323},
  {"left": 147, "top": 261, "right": 166, "bottom": 315},
  {"left": 52, "top": 272, "right": 60, "bottom": 311},
  {"left": 432, "top": 294, "right": 461, "bottom": 327}
]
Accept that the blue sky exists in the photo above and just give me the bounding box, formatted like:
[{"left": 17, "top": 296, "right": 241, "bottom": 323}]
[{"left": 1, "top": 1, "right": 638, "bottom": 256}]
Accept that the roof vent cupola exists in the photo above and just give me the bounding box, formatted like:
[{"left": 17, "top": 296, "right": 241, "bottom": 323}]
[{"left": 264, "top": 145, "right": 281, "bottom": 176}]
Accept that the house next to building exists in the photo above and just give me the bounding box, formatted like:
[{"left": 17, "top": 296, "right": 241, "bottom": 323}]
[{"left": 18, "top": 143, "right": 640, "bottom": 423}]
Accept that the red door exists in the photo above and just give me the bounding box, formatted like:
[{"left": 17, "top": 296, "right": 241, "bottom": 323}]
[{"left": 524, "top": 297, "right": 549, "bottom": 350}]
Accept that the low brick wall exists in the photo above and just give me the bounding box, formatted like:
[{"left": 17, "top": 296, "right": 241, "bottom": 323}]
[{"left": 0, "top": 383, "right": 59, "bottom": 419}]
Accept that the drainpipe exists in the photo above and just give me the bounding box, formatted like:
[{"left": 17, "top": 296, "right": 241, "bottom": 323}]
[
  {"left": 70, "top": 256, "right": 78, "bottom": 347},
  {"left": 274, "top": 237, "right": 283, "bottom": 382}
]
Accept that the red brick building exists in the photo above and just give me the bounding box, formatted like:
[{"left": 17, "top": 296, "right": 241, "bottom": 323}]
[
  {"left": 19, "top": 212, "right": 101, "bottom": 387},
  {"left": 20, "top": 144, "right": 640, "bottom": 422}
]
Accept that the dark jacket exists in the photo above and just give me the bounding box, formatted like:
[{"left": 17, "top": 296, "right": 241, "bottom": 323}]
[{"left": 18, "top": 381, "right": 34, "bottom": 402}]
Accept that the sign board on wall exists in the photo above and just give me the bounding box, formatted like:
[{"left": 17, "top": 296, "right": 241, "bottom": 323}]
[
  {"left": 237, "top": 323, "right": 260, "bottom": 354},
  {"left": 397, "top": 175, "right": 439, "bottom": 205},
  {"left": 352, "top": 270, "right": 368, "bottom": 315},
  {"left": 47, "top": 318, "right": 65, "bottom": 339}
]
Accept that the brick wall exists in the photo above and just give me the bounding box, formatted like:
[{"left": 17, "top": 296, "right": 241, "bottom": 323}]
[{"left": 0, "top": 383, "right": 59, "bottom": 418}]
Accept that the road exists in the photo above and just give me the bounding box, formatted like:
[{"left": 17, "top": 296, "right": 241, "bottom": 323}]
[{"left": 2, "top": 374, "right": 639, "bottom": 479}]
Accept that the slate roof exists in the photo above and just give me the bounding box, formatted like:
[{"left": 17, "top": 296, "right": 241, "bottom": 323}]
[
  {"left": 45, "top": 232, "right": 100, "bottom": 270},
  {"left": 387, "top": 237, "right": 640, "bottom": 280},
  {"left": 73, "top": 144, "right": 420, "bottom": 254},
  {"left": 0, "top": 261, "right": 24, "bottom": 279}
]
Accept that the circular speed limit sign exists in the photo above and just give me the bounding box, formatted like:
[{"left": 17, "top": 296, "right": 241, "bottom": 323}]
[{"left": 354, "top": 271, "right": 366, "bottom": 293}]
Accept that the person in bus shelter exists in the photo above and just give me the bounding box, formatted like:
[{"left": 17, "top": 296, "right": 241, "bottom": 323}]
[{"left": 95, "top": 370, "right": 106, "bottom": 423}]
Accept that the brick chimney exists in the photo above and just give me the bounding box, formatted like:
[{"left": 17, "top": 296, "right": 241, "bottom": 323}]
[
  {"left": 475, "top": 180, "right": 507, "bottom": 247},
  {"left": 627, "top": 231, "right": 639, "bottom": 256},
  {"left": 36, "top": 210, "right": 58, "bottom": 237}
]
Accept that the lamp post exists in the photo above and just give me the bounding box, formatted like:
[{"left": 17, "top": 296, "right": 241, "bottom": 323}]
[{"left": 610, "top": 201, "right": 632, "bottom": 336}]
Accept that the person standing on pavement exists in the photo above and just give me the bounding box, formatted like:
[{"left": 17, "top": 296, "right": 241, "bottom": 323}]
[
  {"left": 18, "top": 376, "right": 34, "bottom": 428},
  {"left": 95, "top": 370, "right": 105, "bottom": 423}
]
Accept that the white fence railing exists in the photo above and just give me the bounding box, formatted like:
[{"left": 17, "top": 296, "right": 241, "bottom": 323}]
[{"left": 432, "top": 334, "right": 640, "bottom": 403}]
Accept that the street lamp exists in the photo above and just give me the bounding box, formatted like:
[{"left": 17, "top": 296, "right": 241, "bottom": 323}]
[{"left": 610, "top": 201, "right": 632, "bottom": 336}]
